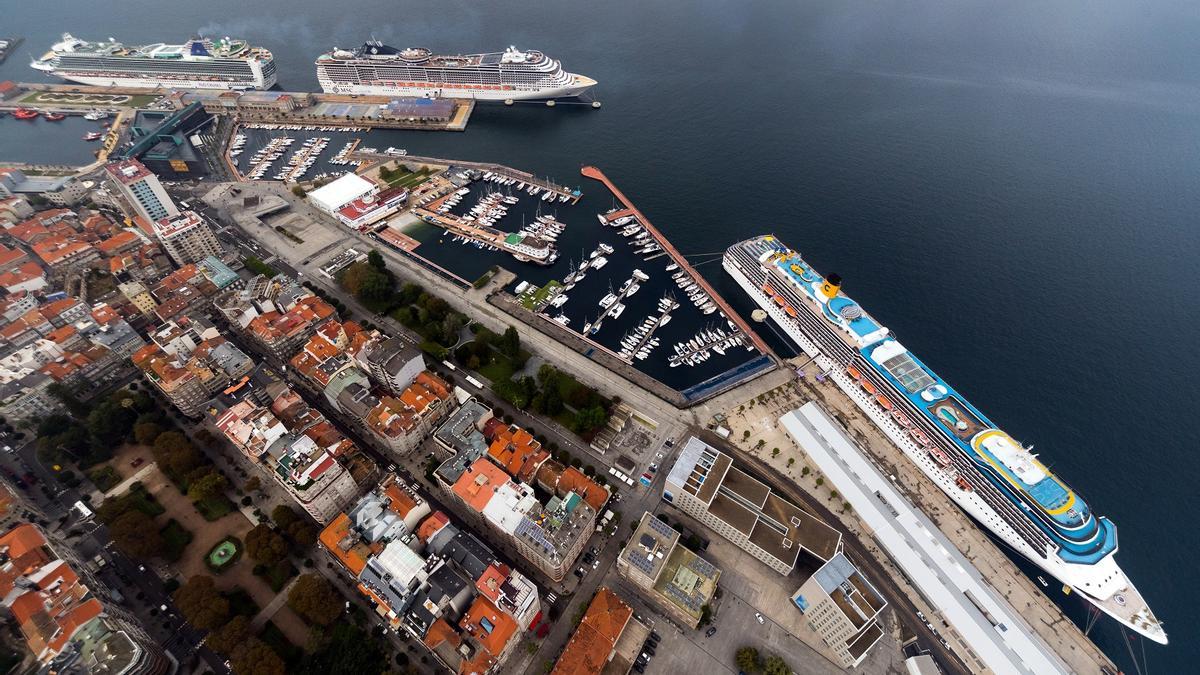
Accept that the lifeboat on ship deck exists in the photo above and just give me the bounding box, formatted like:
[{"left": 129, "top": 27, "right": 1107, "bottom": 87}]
[
  {"left": 846, "top": 365, "right": 863, "bottom": 381},
  {"left": 909, "top": 428, "right": 930, "bottom": 446},
  {"left": 874, "top": 394, "right": 894, "bottom": 411},
  {"left": 860, "top": 380, "right": 878, "bottom": 396}
]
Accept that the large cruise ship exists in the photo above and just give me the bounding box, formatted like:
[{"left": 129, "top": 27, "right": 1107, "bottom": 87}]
[
  {"left": 724, "top": 235, "right": 1167, "bottom": 645},
  {"left": 315, "top": 42, "right": 596, "bottom": 101},
  {"left": 31, "top": 33, "right": 277, "bottom": 90}
]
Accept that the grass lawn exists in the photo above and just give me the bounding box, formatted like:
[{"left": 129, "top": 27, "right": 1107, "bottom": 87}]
[
  {"left": 159, "top": 519, "right": 193, "bottom": 563},
  {"left": 18, "top": 90, "right": 162, "bottom": 108},
  {"left": 518, "top": 280, "right": 563, "bottom": 310},
  {"left": 382, "top": 166, "right": 436, "bottom": 189},
  {"left": 88, "top": 466, "right": 122, "bottom": 492},
  {"left": 123, "top": 484, "right": 166, "bottom": 517},
  {"left": 259, "top": 622, "right": 304, "bottom": 665},
  {"left": 477, "top": 359, "right": 516, "bottom": 384}
]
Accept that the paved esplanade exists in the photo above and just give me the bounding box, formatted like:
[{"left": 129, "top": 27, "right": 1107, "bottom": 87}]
[{"left": 781, "top": 402, "right": 1071, "bottom": 675}]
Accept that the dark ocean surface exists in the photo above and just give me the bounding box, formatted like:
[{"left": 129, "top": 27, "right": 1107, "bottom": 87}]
[{"left": 4, "top": 1, "right": 1198, "bottom": 669}]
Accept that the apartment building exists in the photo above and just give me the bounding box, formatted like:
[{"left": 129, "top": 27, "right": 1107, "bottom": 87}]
[
  {"left": 662, "top": 436, "right": 841, "bottom": 575},
  {"left": 153, "top": 210, "right": 224, "bottom": 266},
  {"left": 617, "top": 512, "right": 721, "bottom": 629},
  {"left": 104, "top": 159, "right": 179, "bottom": 226}
]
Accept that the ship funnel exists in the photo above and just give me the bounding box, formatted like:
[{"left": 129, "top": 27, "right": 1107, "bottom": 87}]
[{"left": 819, "top": 273, "right": 842, "bottom": 300}]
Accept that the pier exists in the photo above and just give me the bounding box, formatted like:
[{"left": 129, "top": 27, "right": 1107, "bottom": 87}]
[
  {"left": 582, "top": 166, "right": 774, "bottom": 357},
  {"left": 0, "top": 82, "right": 473, "bottom": 131},
  {"left": 616, "top": 297, "right": 678, "bottom": 363}
]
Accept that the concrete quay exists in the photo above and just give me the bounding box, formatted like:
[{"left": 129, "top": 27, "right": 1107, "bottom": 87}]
[{"left": 713, "top": 367, "right": 1120, "bottom": 675}]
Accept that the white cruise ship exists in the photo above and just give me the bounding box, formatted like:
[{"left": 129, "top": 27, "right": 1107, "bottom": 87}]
[
  {"left": 31, "top": 33, "right": 277, "bottom": 90},
  {"left": 724, "top": 235, "right": 1166, "bottom": 645},
  {"left": 315, "top": 42, "right": 596, "bottom": 100}
]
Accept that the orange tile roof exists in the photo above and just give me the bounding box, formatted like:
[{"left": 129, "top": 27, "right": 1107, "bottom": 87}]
[
  {"left": 423, "top": 617, "right": 463, "bottom": 652},
  {"left": 459, "top": 595, "right": 517, "bottom": 661},
  {"left": 31, "top": 236, "right": 94, "bottom": 266},
  {"left": 90, "top": 303, "right": 121, "bottom": 326},
  {"left": 7, "top": 220, "right": 49, "bottom": 244},
  {"left": 416, "top": 511, "right": 450, "bottom": 544},
  {"left": 451, "top": 458, "right": 511, "bottom": 513},
  {"left": 558, "top": 467, "right": 610, "bottom": 512},
  {"left": 0, "top": 244, "right": 28, "bottom": 269},
  {"left": 95, "top": 229, "right": 140, "bottom": 255},
  {"left": 551, "top": 588, "right": 633, "bottom": 675},
  {"left": 383, "top": 481, "right": 419, "bottom": 518},
  {"left": 318, "top": 513, "right": 372, "bottom": 576},
  {"left": 0, "top": 261, "right": 45, "bottom": 288}
]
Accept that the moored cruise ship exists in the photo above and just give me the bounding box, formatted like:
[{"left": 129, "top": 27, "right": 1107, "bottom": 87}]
[
  {"left": 724, "top": 235, "right": 1167, "bottom": 645},
  {"left": 31, "top": 33, "right": 277, "bottom": 90},
  {"left": 315, "top": 42, "right": 596, "bottom": 100}
]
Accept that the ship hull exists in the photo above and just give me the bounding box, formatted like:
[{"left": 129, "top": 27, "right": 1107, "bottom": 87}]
[
  {"left": 41, "top": 70, "right": 275, "bottom": 91},
  {"left": 723, "top": 249, "right": 1167, "bottom": 645},
  {"left": 316, "top": 76, "right": 594, "bottom": 101}
]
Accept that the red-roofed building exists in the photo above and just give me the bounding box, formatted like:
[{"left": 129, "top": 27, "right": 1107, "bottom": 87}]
[
  {"left": 0, "top": 524, "right": 170, "bottom": 672},
  {"left": 363, "top": 371, "right": 452, "bottom": 455},
  {"left": 0, "top": 243, "right": 29, "bottom": 273},
  {"left": 0, "top": 261, "right": 46, "bottom": 293},
  {"left": 551, "top": 588, "right": 635, "bottom": 675},
  {"left": 30, "top": 235, "right": 98, "bottom": 270},
  {"left": 94, "top": 229, "right": 142, "bottom": 256}
]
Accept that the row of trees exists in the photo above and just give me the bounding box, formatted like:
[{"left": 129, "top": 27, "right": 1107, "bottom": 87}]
[{"left": 735, "top": 646, "right": 792, "bottom": 675}]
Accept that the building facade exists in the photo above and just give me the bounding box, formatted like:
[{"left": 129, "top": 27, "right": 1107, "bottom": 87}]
[
  {"left": 662, "top": 436, "right": 841, "bottom": 575},
  {"left": 104, "top": 160, "right": 179, "bottom": 226},
  {"left": 790, "top": 552, "right": 888, "bottom": 668},
  {"left": 153, "top": 210, "right": 224, "bottom": 266}
]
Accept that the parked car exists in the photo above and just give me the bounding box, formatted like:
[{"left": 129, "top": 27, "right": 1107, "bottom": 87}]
[
  {"left": 705, "top": 626, "right": 717, "bottom": 638},
  {"left": 650, "top": 630, "right": 661, "bottom": 642},
  {"left": 754, "top": 612, "right": 765, "bottom": 625}
]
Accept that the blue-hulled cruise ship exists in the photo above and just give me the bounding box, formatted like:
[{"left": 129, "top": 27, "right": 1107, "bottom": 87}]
[{"left": 724, "top": 234, "right": 1166, "bottom": 644}]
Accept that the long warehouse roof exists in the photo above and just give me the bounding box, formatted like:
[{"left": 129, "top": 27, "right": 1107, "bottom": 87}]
[{"left": 780, "top": 402, "right": 1070, "bottom": 675}]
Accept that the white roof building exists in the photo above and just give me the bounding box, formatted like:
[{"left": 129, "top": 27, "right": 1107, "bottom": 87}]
[{"left": 308, "top": 173, "right": 377, "bottom": 213}]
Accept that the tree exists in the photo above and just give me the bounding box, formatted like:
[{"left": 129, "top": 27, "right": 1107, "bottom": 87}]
[
  {"left": 230, "top": 638, "right": 286, "bottom": 675},
  {"left": 742, "top": 430, "right": 751, "bottom": 440},
  {"left": 287, "top": 573, "right": 341, "bottom": 626},
  {"left": 736, "top": 646, "right": 760, "bottom": 673},
  {"left": 271, "top": 505, "right": 301, "bottom": 529},
  {"left": 286, "top": 521, "right": 318, "bottom": 548},
  {"left": 133, "top": 422, "right": 163, "bottom": 446},
  {"left": 109, "top": 510, "right": 165, "bottom": 559},
  {"left": 367, "top": 249, "right": 386, "bottom": 270},
  {"left": 87, "top": 399, "right": 137, "bottom": 446},
  {"left": 786, "top": 458, "right": 795, "bottom": 468},
  {"left": 173, "top": 575, "right": 230, "bottom": 632},
  {"left": 245, "top": 524, "right": 289, "bottom": 565},
  {"left": 207, "top": 615, "right": 252, "bottom": 655},
  {"left": 501, "top": 326, "right": 520, "bottom": 358},
  {"left": 244, "top": 476, "right": 262, "bottom": 493},
  {"left": 296, "top": 621, "right": 389, "bottom": 675},
  {"left": 291, "top": 185, "right": 307, "bottom": 197},
  {"left": 187, "top": 472, "right": 228, "bottom": 502},
  {"left": 762, "top": 654, "right": 791, "bottom": 675},
  {"left": 771, "top": 447, "right": 780, "bottom": 458},
  {"left": 571, "top": 405, "right": 608, "bottom": 435}
]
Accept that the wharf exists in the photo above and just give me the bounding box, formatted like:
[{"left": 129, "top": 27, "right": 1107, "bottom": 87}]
[
  {"left": 582, "top": 166, "right": 773, "bottom": 357},
  {"left": 0, "top": 82, "right": 473, "bottom": 131},
  {"left": 618, "top": 300, "right": 677, "bottom": 363},
  {"left": 585, "top": 272, "right": 642, "bottom": 334},
  {"left": 356, "top": 152, "right": 581, "bottom": 204}
]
